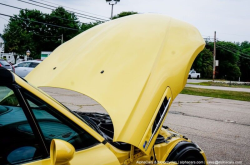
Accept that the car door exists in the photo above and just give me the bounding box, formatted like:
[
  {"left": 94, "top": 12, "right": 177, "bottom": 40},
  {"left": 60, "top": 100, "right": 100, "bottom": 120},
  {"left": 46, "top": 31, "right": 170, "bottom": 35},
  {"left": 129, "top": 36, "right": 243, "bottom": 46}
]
[
  {"left": 0, "top": 85, "right": 47, "bottom": 165},
  {"left": 191, "top": 71, "right": 195, "bottom": 78},
  {"left": 13, "top": 83, "right": 120, "bottom": 165},
  {"left": 25, "top": 62, "right": 39, "bottom": 77},
  {"left": 15, "top": 62, "right": 31, "bottom": 77}
]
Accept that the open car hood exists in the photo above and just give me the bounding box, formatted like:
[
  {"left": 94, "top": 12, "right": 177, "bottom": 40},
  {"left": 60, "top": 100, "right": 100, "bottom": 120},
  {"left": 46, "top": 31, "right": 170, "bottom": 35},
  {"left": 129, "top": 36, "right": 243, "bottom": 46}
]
[{"left": 26, "top": 14, "right": 205, "bottom": 154}]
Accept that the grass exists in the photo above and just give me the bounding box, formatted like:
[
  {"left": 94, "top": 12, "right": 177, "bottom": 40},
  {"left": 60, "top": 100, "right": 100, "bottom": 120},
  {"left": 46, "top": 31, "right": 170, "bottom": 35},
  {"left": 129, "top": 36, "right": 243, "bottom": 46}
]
[
  {"left": 188, "top": 82, "right": 250, "bottom": 89},
  {"left": 181, "top": 87, "right": 250, "bottom": 102}
]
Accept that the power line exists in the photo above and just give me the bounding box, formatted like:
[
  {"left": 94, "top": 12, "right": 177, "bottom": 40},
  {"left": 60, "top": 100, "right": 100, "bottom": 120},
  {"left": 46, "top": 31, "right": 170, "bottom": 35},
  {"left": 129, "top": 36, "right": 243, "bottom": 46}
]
[
  {"left": 217, "top": 45, "right": 250, "bottom": 60},
  {"left": 17, "top": 0, "right": 107, "bottom": 21},
  {"left": 27, "top": 0, "right": 108, "bottom": 21},
  {"left": 210, "top": 39, "right": 250, "bottom": 58},
  {"left": 238, "top": 55, "right": 250, "bottom": 60},
  {"left": 39, "top": 0, "right": 109, "bottom": 19},
  {"left": 17, "top": 0, "right": 104, "bottom": 21},
  {"left": 0, "top": 3, "right": 22, "bottom": 10},
  {"left": 32, "top": 33, "right": 62, "bottom": 37},
  {"left": 0, "top": 3, "right": 84, "bottom": 24},
  {"left": 17, "top": 0, "right": 108, "bottom": 21},
  {"left": 0, "top": 13, "right": 79, "bottom": 31},
  {"left": 17, "top": 0, "right": 54, "bottom": 10},
  {"left": 216, "top": 42, "right": 250, "bottom": 58},
  {"left": 217, "top": 45, "right": 241, "bottom": 56}
]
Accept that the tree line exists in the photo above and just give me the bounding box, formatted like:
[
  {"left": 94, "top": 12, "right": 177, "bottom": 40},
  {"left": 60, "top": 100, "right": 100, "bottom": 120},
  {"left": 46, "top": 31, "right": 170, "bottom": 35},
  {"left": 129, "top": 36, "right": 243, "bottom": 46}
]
[
  {"left": 2, "top": 7, "right": 104, "bottom": 60},
  {"left": 192, "top": 41, "right": 250, "bottom": 81},
  {"left": 2, "top": 7, "right": 250, "bottom": 81}
]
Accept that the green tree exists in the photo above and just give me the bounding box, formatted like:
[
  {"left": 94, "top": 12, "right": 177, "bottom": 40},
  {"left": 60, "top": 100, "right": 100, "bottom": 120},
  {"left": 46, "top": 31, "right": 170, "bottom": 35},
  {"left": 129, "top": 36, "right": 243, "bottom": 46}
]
[
  {"left": 207, "top": 41, "right": 241, "bottom": 80},
  {"left": 2, "top": 9, "right": 140, "bottom": 62},
  {"left": 225, "top": 63, "right": 241, "bottom": 81},
  {"left": 80, "top": 21, "right": 103, "bottom": 32},
  {"left": 240, "top": 41, "right": 250, "bottom": 50},
  {"left": 80, "top": 11, "right": 139, "bottom": 31},
  {"left": 2, "top": 14, "right": 36, "bottom": 60},
  {"left": 192, "top": 48, "right": 213, "bottom": 78},
  {"left": 2, "top": 8, "right": 80, "bottom": 60},
  {"left": 112, "top": 11, "right": 138, "bottom": 20},
  {"left": 239, "top": 42, "right": 250, "bottom": 81},
  {"left": 44, "top": 7, "right": 80, "bottom": 50}
]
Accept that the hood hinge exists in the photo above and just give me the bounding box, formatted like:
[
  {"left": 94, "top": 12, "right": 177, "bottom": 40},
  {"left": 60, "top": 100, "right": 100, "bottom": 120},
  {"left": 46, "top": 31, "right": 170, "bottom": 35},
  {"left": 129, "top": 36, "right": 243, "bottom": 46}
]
[
  {"left": 130, "top": 145, "right": 134, "bottom": 162},
  {"left": 123, "top": 145, "right": 144, "bottom": 165}
]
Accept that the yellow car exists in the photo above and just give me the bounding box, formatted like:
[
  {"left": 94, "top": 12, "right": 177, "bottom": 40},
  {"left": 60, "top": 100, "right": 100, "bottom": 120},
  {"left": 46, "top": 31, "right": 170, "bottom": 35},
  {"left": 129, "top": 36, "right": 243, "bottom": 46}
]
[{"left": 0, "top": 14, "right": 207, "bottom": 165}]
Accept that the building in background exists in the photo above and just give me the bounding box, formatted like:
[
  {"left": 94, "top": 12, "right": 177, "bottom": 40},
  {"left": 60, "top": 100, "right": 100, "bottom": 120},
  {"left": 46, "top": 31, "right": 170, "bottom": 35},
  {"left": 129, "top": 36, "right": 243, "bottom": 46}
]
[
  {"left": 0, "top": 52, "right": 15, "bottom": 64},
  {"left": 41, "top": 51, "right": 52, "bottom": 60},
  {"left": 0, "top": 34, "right": 5, "bottom": 53},
  {"left": 0, "top": 34, "right": 14, "bottom": 63}
]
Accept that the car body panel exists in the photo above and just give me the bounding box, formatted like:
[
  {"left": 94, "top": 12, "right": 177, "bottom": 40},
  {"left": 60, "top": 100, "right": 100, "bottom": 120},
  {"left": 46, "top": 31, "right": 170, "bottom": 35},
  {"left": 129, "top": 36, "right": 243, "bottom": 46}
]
[
  {"left": 15, "top": 66, "right": 31, "bottom": 77},
  {"left": 14, "top": 62, "right": 31, "bottom": 77},
  {"left": 26, "top": 14, "right": 205, "bottom": 153},
  {"left": 139, "top": 87, "right": 173, "bottom": 155},
  {"left": 24, "top": 144, "right": 120, "bottom": 165}
]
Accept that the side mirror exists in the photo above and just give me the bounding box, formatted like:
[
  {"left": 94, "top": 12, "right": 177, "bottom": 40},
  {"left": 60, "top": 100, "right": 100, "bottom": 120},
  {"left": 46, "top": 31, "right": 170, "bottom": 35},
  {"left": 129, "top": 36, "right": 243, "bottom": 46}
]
[{"left": 50, "top": 139, "right": 75, "bottom": 165}]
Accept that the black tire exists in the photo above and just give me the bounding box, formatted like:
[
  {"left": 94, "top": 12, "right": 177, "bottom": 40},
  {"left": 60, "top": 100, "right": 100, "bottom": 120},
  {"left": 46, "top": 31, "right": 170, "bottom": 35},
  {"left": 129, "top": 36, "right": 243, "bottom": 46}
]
[
  {"left": 166, "top": 141, "right": 205, "bottom": 165},
  {"left": 188, "top": 75, "right": 191, "bottom": 79},
  {"left": 176, "top": 149, "right": 204, "bottom": 165},
  {"left": 197, "top": 75, "right": 199, "bottom": 79}
]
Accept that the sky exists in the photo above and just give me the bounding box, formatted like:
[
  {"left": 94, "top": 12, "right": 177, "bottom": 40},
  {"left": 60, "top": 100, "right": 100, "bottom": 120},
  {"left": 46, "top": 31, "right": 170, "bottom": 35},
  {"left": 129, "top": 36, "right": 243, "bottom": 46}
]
[{"left": 0, "top": 0, "right": 249, "bottom": 43}]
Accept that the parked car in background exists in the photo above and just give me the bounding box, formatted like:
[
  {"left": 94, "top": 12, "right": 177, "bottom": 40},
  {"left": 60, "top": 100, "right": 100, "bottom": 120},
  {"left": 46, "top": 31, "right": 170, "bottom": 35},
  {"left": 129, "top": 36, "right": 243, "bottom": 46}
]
[
  {"left": 189, "top": 69, "right": 201, "bottom": 79},
  {"left": 0, "top": 59, "right": 14, "bottom": 72},
  {"left": 13, "top": 60, "right": 42, "bottom": 77}
]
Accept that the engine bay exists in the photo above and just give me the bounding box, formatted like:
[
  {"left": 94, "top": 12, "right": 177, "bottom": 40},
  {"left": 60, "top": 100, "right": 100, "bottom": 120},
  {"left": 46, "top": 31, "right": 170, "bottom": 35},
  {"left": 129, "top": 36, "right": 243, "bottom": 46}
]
[{"left": 75, "top": 112, "right": 166, "bottom": 151}]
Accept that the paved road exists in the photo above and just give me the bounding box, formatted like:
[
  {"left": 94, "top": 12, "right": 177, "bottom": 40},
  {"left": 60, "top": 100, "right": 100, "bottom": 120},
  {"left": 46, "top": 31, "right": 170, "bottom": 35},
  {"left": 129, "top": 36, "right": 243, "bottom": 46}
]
[
  {"left": 186, "top": 79, "right": 250, "bottom": 92},
  {"left": 41, "top": 87, "right": 250, "bottom": 164},
  {"left": 187, "top": 79, "right": 250, "bottom": 85},
  {"left": 187, "top": 79, "right": 212, "bottom": 83},
  {"left": 186, "top": 84, "right": 250, "bottom": 93}
]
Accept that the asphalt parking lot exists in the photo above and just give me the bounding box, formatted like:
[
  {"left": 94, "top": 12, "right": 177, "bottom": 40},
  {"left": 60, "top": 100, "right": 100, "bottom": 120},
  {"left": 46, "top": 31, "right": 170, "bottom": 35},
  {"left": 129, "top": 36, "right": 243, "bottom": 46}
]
[{"left": 42, "top": 87, "right": 250, "bottom": 164}]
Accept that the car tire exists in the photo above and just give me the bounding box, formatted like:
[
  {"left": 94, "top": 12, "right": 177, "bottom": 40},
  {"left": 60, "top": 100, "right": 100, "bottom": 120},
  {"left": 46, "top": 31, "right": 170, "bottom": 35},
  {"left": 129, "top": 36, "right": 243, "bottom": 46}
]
[
  {"left": 197, "top": 75, "right": 199, "bottom": 79},
  {"left": 166, "top": 141, "right": 205, "bottom": 165},
  {"left": 188, "top": 75, "right": 191, "bottom": 79}
]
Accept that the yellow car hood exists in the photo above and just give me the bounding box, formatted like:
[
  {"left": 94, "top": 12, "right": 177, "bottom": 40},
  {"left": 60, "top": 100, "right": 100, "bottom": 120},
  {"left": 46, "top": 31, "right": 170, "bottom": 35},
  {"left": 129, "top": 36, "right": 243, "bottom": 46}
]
[{"left": 26, "top": 14, "right": 205, "bottom": 154}]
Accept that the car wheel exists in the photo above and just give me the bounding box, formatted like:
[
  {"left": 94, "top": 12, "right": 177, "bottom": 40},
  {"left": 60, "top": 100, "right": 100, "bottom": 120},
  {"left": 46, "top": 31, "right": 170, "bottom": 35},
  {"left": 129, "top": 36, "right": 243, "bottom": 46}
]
[
  {"left": 188, "top": 75, "right": 191, "bottom": 79},
  {"left": 176, "top": 150, "right": 204, "bottom": 165},
  {"left": 166, "top": 142, "right": 205, "bottom": 165},
  {"left": 197, "top": 75, "right": 199, "bottom": 79}
]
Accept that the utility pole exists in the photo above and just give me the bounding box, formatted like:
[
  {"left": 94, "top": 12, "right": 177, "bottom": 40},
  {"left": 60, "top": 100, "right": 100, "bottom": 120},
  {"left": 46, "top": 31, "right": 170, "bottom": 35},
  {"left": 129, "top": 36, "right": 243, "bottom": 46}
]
[
  {"left": 61, "top": 34, "right": 63, "bottom": 44},
  {"left": 106, "top": 0, "right": 120, "bottom": 19},
  {"left": 213, "top": 31, "right": 216, "bottom": 81},
  {"left": 111, "top": 3, "right": 114, "bottom": 18}
]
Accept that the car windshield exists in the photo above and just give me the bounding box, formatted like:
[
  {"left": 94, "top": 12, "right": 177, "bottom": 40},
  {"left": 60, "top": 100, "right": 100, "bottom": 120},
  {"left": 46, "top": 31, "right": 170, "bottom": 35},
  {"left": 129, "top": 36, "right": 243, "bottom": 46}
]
[
  {"left": 23, "top": 81, "right": 98, "bottom": 131},
  {"left": 0, "top": 76, "right": 99, "bottom": 133}
]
